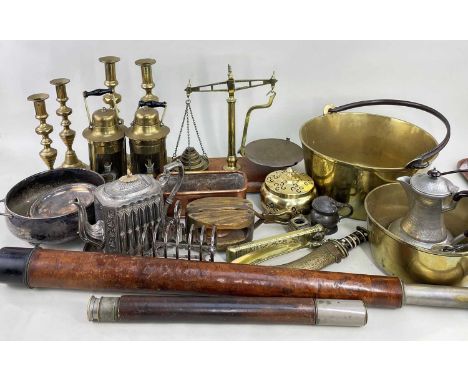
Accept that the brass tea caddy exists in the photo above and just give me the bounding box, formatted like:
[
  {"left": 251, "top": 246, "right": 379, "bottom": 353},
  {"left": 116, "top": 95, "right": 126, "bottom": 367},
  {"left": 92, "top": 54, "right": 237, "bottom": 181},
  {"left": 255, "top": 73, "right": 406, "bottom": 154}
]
[
  {"left": 260, "top": 167, "right": 317, "bottom": 221},
  {"left": 82, "top": 88, "right": 127, "bottom": 181},
  {"left": 389, "top": 168, "right": 468, "bottom": 250},
  {"left": 127, "top": 100, "right": 170, "bottom": 176},
  {"left": 73, "top": 161, "right": 184, "bottom": 256}
]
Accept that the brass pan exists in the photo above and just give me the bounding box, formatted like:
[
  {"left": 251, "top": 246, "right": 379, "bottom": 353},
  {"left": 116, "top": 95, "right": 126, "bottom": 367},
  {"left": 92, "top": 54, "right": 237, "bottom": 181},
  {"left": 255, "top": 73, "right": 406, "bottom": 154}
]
[
  {"left": 300, "top": 99, "right": 450, "bottom": 220},
  {"left": 365, "top": 183, "right": 468, "bottom": 286}
]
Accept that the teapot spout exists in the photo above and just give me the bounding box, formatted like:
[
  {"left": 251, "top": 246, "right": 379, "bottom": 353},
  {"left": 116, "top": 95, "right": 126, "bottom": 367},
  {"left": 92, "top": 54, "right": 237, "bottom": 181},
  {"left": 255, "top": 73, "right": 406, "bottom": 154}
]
[
  {"left": 397, "top": 175, "right": 411, "bottom": 189},
  {"left": 72, "top": 198, "right": 105, "bottom": 247}
]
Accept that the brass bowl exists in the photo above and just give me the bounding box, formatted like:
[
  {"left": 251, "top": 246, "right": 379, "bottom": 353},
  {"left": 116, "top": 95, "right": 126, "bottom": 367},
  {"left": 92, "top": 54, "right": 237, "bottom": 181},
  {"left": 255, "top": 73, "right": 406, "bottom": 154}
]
[
  {"left": 365, "top": 183, "right": 468, "bottom": 286},
  {"left": 299, "top": 100, "right": 450, "bottom": 220}
]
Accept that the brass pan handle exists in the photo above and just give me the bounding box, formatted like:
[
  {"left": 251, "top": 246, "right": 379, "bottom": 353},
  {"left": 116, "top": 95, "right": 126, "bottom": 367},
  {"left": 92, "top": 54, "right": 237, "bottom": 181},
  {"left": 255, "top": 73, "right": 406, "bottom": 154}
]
[{"left": 327, "top": 99, "right": 451, "bottom": 170}]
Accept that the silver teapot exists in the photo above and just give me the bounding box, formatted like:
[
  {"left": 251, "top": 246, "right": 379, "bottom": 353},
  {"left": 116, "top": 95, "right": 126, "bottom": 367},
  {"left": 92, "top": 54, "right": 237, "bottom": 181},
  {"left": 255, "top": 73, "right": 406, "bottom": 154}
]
[
  {"left": 389, "top": 168, "right": 468, "bottom": 250},
  {"left": 73, "top": 160, "right": 184, "bottom": 255}
]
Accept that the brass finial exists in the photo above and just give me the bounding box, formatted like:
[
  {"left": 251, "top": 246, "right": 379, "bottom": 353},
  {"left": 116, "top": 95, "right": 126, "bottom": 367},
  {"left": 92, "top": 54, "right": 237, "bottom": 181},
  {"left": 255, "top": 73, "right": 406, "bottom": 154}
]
[
  {"left": 99, "top": 56, "right": 122, "bottom": 108},
  {"left": 50, "top": 78, "right": 88, "bottom": 169},
  {"left": 135, "top": 58, "right": 159, "bottom": 102},
  {"left": 27, "top": 93, "right": 57, "bottom": 170}
]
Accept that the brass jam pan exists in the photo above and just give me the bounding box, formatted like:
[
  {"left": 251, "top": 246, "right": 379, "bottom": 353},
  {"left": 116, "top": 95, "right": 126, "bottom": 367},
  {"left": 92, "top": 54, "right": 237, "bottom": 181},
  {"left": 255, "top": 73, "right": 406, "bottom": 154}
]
[
  {"left": 365, "top": 183, "right": 468, "bottom": 287},
  {"left": 300, "top": 99, "right": 450, "bottom": 220}
]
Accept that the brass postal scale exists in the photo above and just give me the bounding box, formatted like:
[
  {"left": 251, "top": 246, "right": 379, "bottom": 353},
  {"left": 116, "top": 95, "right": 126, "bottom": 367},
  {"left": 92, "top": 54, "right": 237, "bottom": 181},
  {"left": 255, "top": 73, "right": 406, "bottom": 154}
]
[{"left": 173, "top": 65, "right": 303, "bottom": 192}]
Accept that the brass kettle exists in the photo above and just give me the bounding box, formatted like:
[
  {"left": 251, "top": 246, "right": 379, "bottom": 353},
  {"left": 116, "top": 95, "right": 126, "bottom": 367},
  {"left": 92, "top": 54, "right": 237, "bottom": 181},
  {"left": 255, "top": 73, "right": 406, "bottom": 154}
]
[{"left": 389, "top": 168, "right": 468, "bottom": 250}]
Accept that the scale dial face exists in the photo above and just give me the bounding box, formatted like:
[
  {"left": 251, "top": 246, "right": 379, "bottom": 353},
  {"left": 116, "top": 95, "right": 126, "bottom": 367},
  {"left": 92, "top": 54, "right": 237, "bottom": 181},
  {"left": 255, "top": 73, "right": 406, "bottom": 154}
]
[{"left": 244, "top": 138, "right": 303, "bottom": 168}]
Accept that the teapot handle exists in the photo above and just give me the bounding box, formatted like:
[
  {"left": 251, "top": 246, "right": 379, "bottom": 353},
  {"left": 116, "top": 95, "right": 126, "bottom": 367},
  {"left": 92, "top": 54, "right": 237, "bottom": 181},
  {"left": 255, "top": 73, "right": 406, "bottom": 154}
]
[
  {"left": 159, "top": 160, "right": 185, "bottom": 209},
  {"left": 327, "top": 99, "right": 451, "bottom": 170}
]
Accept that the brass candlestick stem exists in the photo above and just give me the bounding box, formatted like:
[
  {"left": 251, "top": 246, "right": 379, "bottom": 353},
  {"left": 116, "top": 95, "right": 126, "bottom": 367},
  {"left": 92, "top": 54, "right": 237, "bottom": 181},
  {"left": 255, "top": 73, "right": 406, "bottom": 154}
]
[
  {"left": 99, "top": 56, "right": 122, "bottom": 111},
  {"left": 50, "top": 78, "right": 88, "bottom": 169},
  {"left": 135, "top": 58, "right": 159, "bottom": 102},
  {"left": 27, "top": 93, "right": 57, "bottom": 170}
]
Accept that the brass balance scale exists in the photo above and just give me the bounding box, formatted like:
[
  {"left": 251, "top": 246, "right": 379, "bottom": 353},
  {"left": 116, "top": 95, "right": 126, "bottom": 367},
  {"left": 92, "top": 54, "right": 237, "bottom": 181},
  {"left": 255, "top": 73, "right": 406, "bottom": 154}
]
[{"left": 172, "top": 65, "right": 303, "bottom": 192}]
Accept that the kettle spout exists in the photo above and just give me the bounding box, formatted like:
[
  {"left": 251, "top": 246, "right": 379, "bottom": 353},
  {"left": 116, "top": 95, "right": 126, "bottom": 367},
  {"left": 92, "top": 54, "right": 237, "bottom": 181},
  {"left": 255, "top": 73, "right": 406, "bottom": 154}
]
[
  {"left": 72, "top": 198, "right": 105, "bottom": 247},
  {"left": 397, "top": 176, "right": 412, "bottom": 194}
]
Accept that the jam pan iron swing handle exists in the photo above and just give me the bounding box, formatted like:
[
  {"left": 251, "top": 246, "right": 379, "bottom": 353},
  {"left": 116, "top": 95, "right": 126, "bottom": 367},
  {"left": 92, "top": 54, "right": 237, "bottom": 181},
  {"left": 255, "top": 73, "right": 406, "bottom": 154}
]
[{"left": 328, "top": 99, "right": 451, "bottom": 170}]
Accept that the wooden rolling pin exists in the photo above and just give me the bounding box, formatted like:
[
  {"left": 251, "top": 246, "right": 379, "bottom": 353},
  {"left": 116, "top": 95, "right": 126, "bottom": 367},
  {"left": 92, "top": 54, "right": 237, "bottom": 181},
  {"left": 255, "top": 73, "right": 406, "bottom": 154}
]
[{"left": 1, "top": 247, "right": 467, "bottom": 309}]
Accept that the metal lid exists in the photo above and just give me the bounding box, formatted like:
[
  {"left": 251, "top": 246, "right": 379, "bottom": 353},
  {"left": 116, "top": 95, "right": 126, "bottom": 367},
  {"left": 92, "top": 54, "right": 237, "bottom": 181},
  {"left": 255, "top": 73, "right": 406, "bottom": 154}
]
[
  {"left": 410, "top": 170, "right": 457, "bottom": 197},
  {"left": 83, "top": 108, "right": 126, "bottom": 143},
  {"left": 244, "top": 138, "right": 303, "bottom": 168},
  {"left": 126, "top": 107, "right": 170, "bottom": 141},
  {"left": 312, "top": 196, "right": 338, "bottom": 215},
  {"left": 94, "top": 172, "right": 162, "bottom": 207},
  {"left": 263, "top": 167, "right": 315, "bottom": 198}
]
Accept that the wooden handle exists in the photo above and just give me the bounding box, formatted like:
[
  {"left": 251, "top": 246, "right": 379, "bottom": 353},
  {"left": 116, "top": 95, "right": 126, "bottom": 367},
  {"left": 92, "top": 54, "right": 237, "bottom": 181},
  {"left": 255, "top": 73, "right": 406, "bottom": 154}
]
[{"left": 21, "top": 247, "right": 403, "bottom": 308}]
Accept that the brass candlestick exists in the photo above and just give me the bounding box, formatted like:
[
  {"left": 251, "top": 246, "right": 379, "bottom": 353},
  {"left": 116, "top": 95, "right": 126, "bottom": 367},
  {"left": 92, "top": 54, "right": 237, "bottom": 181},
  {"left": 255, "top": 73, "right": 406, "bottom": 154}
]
[
  {"left": 135, "top": 58, "right": 159, "bottom": 102},
  {"left": 99, "top": 56, "right": 122, "bottom": 110},
  {"left": 50, "top": 78, "right": 88, "bottom": 169},
  {"left": 27, "top": 93, "right": 57, "bottom": 170}
]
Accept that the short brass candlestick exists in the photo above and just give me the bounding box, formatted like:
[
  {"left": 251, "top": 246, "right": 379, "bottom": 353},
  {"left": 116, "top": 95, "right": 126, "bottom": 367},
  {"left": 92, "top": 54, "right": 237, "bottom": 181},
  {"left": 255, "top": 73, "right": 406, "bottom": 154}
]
[
  {"left": 50, "top": 78, "right": 88, "bottom": 169},
  {"left": 99, "top": 56, "right": 122, "bottom": 109},
  {"left": 135, "top": 58, "right": 159, "bottom": 102},
  {"left": 27, "top": 93, "right": 57, "bottom": 170}
]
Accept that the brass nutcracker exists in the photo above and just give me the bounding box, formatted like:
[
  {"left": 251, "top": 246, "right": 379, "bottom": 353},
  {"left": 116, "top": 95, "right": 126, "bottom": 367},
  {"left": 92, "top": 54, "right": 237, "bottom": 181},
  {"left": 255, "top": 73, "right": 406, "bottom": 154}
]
[
  {"left": 231, "top": 227, "right": 369, "bottom": 271},
  {"left": 127, "top": 100, "right": 170, "bottom": 176},
  {"left": 82, "top": 88, "right": 127, "bottom": 180},
  {"left": 225, "top": 225, "right": 325, "bottom": 262},
  {"left": 27, "top": 93, "right": 57, "bottom": 170},
  {"left": 49, "top": 78, "right": 88, "bottom": 169},
  {"left": 135, "top": 58, "right": 159, "bottom": 102}
]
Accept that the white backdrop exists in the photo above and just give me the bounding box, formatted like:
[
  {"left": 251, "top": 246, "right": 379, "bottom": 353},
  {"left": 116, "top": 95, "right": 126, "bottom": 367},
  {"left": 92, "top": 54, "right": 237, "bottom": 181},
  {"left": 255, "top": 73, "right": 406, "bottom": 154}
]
[{"left": 0, "top": 41, "right": 467, "bottom": 340}]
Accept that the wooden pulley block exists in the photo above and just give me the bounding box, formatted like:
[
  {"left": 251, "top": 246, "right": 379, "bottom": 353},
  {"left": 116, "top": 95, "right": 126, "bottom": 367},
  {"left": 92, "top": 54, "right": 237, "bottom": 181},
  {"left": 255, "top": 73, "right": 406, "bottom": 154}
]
[{"left": 186, "top": 197, "right": 255, "bottom": 250}]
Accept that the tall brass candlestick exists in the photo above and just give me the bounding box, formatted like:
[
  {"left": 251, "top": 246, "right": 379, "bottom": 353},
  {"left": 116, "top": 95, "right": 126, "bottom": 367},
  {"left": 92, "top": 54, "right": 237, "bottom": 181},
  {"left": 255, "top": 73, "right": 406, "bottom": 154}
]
[
  {"left": 27, "top": 93, "right": 57, "bottom": 170},
  {"left": 135, "top": 58, "right": 159, "bottom": 102},
  {"left": 99, "top": 56, "right": 122, "bottom": 109},
  {"left": 50, "top": 78, "right": 88, "bottom": 169}
]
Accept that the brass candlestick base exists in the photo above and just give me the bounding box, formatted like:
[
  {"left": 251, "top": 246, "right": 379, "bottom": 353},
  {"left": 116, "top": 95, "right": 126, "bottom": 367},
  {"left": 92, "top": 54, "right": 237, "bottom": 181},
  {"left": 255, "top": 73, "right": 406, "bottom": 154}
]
[
  {"left": 50, "top": 78, "right": 88, "bottom": 169},
  {"left": 27, "top": 93, "right": 57, "bottom": 170}
]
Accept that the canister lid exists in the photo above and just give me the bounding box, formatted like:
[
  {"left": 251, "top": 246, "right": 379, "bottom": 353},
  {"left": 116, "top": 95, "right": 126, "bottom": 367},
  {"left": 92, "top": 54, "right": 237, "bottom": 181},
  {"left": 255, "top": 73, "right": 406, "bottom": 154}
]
[
  {"left": 95, "top": 171, "right": 162, "bottom": 207},
  {"left": 83, "top": 108, "right": 126, "bottom": 143},
  {"left": 263, "top": 167, "right": 315, "bottom": 198},
  {"left": 126, "top": 107, "right": 170, "bottom": 141},
  {"left": 410, "top": 171, "right": 457, "bottom": 198}
]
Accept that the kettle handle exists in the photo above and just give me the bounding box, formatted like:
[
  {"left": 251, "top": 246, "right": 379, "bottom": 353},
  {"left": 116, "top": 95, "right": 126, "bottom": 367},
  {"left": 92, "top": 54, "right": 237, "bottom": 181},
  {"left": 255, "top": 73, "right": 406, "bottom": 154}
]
[
  {"left": 159, "top": 160, "right": 185, "bottom": 209},
  {"left": 327, "top": 99, "right": 451, "bottom": 170},
  {"left": 335, "top": 202, "right": 353, "bottom": 220}
]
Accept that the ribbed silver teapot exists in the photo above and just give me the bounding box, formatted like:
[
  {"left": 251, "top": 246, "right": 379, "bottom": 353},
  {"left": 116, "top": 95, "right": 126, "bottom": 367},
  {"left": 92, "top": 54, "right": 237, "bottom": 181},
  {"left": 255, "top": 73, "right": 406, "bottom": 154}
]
[{"left": 73, "top": 160, "right": 184, "bottom": 255}]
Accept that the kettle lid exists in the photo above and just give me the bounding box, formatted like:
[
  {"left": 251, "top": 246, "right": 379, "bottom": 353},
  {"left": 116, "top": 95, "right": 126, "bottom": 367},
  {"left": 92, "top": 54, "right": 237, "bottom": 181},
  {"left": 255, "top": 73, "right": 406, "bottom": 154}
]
[
  {"left": 409, "top": 169, "right": 457, "bottom": 197},
  {"left": 311, "top": 196, "right": 339, "bottom": 215}
]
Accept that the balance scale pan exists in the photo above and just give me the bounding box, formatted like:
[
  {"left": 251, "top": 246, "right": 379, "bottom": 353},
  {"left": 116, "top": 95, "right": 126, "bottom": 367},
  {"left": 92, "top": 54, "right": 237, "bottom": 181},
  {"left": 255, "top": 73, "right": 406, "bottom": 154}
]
[{"left": 244, "top": 138, "right": 303, "bottom": 168}]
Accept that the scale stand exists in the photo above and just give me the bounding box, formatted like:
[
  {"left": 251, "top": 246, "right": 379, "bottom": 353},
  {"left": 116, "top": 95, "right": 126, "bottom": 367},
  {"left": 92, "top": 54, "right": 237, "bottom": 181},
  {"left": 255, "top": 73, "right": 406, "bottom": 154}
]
[{"left": 183, "top": 65, "right": 303, "bottom": 192}]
